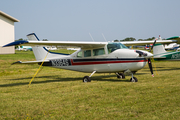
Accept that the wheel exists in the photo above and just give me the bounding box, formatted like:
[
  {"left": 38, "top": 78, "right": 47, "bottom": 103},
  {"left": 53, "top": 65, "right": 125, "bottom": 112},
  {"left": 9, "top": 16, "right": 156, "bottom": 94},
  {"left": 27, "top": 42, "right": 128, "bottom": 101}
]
[
  {"left": 83, "top": 76, "right": 91, "bottom": 82},
  {"left": 117, "top": 73, "right": 125, "bottom": 79},
  {"left": 130, "top": 77, "right": 138, "bottom": 82}
]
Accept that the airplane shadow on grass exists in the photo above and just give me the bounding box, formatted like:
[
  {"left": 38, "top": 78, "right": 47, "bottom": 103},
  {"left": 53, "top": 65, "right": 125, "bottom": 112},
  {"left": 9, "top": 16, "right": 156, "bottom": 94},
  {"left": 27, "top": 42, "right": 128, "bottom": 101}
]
[
  {"left": 155, "top": 67, "right": 180, "bottom": 71},
  {"left": 143, "top": 66, "right": 180, "bottom": 72},
  {"left": 0, "top": 73, "right": 144, "bottom": 87}
]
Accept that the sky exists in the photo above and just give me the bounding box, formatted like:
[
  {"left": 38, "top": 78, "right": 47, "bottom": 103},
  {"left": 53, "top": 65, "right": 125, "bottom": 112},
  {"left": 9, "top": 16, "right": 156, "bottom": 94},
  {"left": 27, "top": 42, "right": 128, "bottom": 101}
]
[{"left": 1, "top": 0, "right": 180, "bottom": 42}]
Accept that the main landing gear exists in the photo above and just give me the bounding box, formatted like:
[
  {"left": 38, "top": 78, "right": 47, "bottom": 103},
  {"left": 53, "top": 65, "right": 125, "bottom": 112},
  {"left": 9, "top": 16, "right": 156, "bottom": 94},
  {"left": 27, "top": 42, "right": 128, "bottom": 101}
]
[
  {"left": 83, "top": 71, "right": 96, "bottom": 83},
  {"left": 116, "top": 72, "right": 125, "bottom": 79},
  {"left": 117, "top": 70, "right": 138, "bottom": 82},
  {"left": 83, "top": 70, "right": 138, "bottom": 82}
]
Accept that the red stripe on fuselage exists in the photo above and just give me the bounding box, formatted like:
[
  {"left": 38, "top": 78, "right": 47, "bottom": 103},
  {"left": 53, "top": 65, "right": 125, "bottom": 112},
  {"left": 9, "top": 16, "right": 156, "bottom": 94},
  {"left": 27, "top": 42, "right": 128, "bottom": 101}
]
[{"left": 70, "top": 59, "right": 147, "bottom": 66}]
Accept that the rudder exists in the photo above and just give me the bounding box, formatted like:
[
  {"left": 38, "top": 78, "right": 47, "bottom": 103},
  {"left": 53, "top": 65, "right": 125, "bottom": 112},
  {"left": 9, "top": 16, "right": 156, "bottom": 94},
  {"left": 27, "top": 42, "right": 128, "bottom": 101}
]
[
  {"left": 27, "top": 33, "right": 69, "bottom": 61},
  {"left": 153, "top": 43, "right": 167, "bottom": 55}
]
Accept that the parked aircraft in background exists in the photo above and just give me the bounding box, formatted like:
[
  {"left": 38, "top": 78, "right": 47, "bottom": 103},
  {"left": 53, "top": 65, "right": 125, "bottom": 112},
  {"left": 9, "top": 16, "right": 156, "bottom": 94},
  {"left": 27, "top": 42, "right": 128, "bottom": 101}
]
[
  {"left": 3, "top": 33, "right": 179, "bottom": 82},
  {"left": 153, "top": 43, "right": 180, "bottom": 61},
  {"left": 16, "top": 46, "right": 32, "bottom": 51},
  {"left": 164, "top": 43, "right": 179, "bottom": 50},
  {"left": 45, "top": 46, "right": 57, "bottom": 50},
  {"left": 156, "top": 35, "right": 180, "bottom": 50}
]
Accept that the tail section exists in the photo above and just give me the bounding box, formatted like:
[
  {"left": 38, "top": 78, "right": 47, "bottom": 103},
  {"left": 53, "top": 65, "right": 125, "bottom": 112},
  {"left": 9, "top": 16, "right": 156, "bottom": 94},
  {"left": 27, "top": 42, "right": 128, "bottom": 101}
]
[
  {"left": 27, "top": 33, "right": 69, "bottom": 61},
  {"left": 153, "top": 43, "right": 167, "bottom": 55}
]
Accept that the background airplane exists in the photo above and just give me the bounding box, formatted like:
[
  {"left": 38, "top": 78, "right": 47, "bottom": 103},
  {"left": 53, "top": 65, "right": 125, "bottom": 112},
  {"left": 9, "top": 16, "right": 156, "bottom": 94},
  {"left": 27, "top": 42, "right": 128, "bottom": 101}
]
[
  {"left": 164, "top": 43, "right": 179, "bottom": 50},
  {"left": 16, "top": 46, "right": 32, "bottom": 51},
  {"left": 153, "top": 43, "right": 180, "bottom": 61}
]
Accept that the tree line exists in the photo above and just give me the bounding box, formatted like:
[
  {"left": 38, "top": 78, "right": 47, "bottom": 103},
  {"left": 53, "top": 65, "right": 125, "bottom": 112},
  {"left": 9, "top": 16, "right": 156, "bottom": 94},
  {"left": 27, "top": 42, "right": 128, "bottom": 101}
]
[{"left": 114, "top": 37, "right": 156, "bottom": 42}]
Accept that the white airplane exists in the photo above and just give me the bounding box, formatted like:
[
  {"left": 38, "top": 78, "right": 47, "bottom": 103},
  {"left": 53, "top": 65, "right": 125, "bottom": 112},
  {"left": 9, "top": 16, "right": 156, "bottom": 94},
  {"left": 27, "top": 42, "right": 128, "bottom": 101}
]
[
  {"left": 45, "top": 46, "right": 57, "bottom": 50},
  {"left": 16, "top": 46, "right": 32, "bottom": 51},
  {"left": 3, "top": 33, "right": 178, "bottom": 82},
  {"left": 164, "top": 43, "right": 179, "bottom": 50}
]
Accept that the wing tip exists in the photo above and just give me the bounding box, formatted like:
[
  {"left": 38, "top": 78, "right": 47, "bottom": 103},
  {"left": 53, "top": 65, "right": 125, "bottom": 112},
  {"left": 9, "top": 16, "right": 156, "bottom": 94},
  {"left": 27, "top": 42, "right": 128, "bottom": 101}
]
[{"left": 3, "top": 40, "right": 29, "bottom": 47}]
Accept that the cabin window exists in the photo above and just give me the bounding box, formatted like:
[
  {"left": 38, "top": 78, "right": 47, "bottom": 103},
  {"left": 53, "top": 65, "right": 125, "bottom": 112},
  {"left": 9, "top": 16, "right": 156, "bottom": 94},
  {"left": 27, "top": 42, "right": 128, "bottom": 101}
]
[
  {"left": 84, "top": 50, "right": 91, "bottom": 57},
  {"left": 77, "top": 51, "right": 82, "bottom": 57},
  {"left": 107, "top": 42, "right": 128, "bottom": 53},
  {"left": 93, "top": 48, "right": 105, "bottom": 56}
]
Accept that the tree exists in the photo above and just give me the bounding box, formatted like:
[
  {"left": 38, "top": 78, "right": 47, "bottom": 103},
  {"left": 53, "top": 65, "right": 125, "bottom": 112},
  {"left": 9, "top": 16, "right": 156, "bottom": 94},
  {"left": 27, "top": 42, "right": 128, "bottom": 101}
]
[
  {"left": 42, "top": 39, "right": 48, "bottom": 41},
  {"left": 121, "top": 37, "right": 136, "bottom": 41},
  {"left": 114, "top": 39, "right": 119, "bottom": 42}
]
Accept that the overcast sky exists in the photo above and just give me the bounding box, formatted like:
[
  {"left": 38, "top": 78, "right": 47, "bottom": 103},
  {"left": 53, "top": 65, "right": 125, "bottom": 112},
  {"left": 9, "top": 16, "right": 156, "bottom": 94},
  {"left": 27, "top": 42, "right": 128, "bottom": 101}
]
[{"left": 1, "top": 0, "right": 180, "bottom": 41}]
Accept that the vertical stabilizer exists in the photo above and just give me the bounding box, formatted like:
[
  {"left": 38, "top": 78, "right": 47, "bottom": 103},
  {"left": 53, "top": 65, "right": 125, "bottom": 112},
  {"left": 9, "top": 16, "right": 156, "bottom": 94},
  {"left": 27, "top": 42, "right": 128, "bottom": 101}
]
[
  {"left": 27, "top": 33, "right": 69, "bottom": 60},
  {"left": 153, "top": 44, "right": 167, "bottom": 55}
]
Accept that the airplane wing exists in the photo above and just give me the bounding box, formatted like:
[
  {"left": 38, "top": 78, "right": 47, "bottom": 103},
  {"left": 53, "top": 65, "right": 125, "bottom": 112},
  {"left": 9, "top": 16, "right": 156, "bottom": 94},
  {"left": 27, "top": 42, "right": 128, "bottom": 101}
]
[
  {"left": 166, "top": 36, "right": 180, "bottom": 40},
  {"left": 3, "top": 39, "right": 177, "bottom": 48},
  {"left": 3, "top": 40, "right": 107, "bottom": 49},
  {"left": 3, "top": 31, "right": 178, "bottom": 49},
  {"left": 166, "top": 36, "right": 180, "bottom": 44}
]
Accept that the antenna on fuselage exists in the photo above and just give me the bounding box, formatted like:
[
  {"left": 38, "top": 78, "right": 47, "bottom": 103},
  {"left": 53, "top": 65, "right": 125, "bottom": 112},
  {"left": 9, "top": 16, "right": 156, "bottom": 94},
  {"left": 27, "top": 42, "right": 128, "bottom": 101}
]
[
  {"left": 102, "top": 33, "right": 107, "bottom": 42},
  {"left": 89, "top": 33, "right": 94, "bottom": 42}
]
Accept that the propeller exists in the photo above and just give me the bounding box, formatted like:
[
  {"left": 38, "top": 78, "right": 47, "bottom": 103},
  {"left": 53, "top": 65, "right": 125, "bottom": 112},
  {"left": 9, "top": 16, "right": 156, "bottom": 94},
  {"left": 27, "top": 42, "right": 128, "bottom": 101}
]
[
  {"left": 149, "top": 38, "right": 157, "bottom": 52},
  {"left": 148, "top": 58, "right": 154, "bottom": 77},
  {"left": 147, "top": 38, "right": 157, "bottom": 77}
]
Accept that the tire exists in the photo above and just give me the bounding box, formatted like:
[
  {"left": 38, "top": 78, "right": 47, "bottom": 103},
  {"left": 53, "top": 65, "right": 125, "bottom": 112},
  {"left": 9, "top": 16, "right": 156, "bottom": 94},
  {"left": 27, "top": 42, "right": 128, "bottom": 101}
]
[
  {"left": 117, "top": 73, "right": 125, "bottom": 79},
  {"left": 130, "top": 77, "right": 138, "bottom": 82},
  {"left": 83, "top": 76, "right": 91, "bottom": 82}
]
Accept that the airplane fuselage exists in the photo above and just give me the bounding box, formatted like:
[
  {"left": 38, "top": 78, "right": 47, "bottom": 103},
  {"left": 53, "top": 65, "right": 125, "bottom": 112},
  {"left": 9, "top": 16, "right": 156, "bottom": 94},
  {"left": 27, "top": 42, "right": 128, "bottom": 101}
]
[{"left": 42, "top": 49, "right": 149, "bottom": 73}]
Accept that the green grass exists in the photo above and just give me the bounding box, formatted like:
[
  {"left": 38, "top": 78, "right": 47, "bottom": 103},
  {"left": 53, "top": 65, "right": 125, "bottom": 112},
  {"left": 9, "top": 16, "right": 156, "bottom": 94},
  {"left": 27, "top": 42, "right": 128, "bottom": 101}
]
[{"left": 0, "top": 50, "right": 180, "bottom": 119}]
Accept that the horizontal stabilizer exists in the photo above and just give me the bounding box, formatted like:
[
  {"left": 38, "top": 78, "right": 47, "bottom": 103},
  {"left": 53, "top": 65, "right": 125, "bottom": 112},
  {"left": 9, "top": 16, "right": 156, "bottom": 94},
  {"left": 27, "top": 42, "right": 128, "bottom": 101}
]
[
  {"left": 153, "top": 56, "right": 166, "bottom": 59},
  {"left": 12, "top": 60, "right": 50, "bottom": 65}
]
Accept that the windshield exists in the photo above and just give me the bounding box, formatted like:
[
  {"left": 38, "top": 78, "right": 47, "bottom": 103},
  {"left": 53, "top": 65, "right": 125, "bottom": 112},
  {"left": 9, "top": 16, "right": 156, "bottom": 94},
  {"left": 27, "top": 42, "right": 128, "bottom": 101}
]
[{"left": 107, "top": 42, "right": 128, "bottom": 53}]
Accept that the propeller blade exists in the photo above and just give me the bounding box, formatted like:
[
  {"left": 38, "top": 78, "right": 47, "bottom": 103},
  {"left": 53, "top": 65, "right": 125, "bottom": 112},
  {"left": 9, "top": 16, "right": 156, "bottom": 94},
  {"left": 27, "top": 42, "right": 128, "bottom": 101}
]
[
  {"left": 149, "top": 38, "right": 157, "bottom": 52},
  {"left": 148, "top": 58, "right": 154, "bottom": 77}
]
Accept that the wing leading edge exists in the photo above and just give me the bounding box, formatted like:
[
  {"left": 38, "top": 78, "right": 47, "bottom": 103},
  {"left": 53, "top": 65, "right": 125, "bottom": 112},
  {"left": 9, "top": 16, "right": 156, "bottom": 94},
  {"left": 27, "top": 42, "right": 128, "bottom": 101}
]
[{"left": 3, "top": 40, "right": 107, "bottom": 49}]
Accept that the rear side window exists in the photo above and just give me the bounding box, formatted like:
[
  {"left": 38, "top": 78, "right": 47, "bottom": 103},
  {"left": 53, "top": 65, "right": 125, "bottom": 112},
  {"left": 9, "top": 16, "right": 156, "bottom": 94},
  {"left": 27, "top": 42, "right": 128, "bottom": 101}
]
[{"left": 84, "top": 50, "right": 91, "bottom": 57}]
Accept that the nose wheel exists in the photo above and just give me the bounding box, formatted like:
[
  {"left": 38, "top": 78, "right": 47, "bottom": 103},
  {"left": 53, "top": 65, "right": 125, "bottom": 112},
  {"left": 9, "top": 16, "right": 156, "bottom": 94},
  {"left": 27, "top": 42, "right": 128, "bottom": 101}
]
[
  {"left": 83, "top": 76, "right": 91, "bottom": 82},
  {"left": 124, "top": 70, "right": 138, "bottom": 82},
  {"left": 130, "top": 77, "right": 138, "bottom": 82}
]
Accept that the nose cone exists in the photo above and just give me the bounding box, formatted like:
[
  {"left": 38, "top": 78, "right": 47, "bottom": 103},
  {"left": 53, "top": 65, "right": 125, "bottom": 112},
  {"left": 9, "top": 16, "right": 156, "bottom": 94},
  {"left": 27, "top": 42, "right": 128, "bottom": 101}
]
[
  {"left": 142, "top": 51, "right": 153, "bottom": 58},
  {"left": 136, "top": 50, "right": 153, "bottom": 58},
  {"left": 146, "top": 52, "right": 153, "bottom": 58}
]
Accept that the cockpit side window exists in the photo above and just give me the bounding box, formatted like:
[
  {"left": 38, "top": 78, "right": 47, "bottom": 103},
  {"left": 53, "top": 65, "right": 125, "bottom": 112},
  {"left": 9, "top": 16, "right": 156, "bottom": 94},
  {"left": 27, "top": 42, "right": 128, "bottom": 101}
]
[
  {"left": 84, "top": 50, "right": 91, "bottom": 57},
  {"left": 77, "top": 51, "right": 82, "bottom": 57},
  {"left": 93, "top": 48, "right": 105, "bottom": 56},
  {"left": 107, "top": 42, "right": 128, "bottom": 53}
]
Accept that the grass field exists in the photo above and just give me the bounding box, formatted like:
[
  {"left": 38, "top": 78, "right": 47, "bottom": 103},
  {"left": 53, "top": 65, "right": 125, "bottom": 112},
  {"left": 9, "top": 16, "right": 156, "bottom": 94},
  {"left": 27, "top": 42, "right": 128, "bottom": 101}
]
[{"left": 0, "top": 50, "right": 180, "bottom": 119}]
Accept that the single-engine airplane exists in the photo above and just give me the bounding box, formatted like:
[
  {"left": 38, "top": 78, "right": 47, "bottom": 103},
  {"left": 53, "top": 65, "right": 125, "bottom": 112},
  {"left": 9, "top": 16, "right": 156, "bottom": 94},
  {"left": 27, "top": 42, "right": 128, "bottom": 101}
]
[
  {"left": 153, "top": 43, "right": 180, "bottom": 61},
  {"left": 3, "top": 33, "right": 178, "bottom": 82}
]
